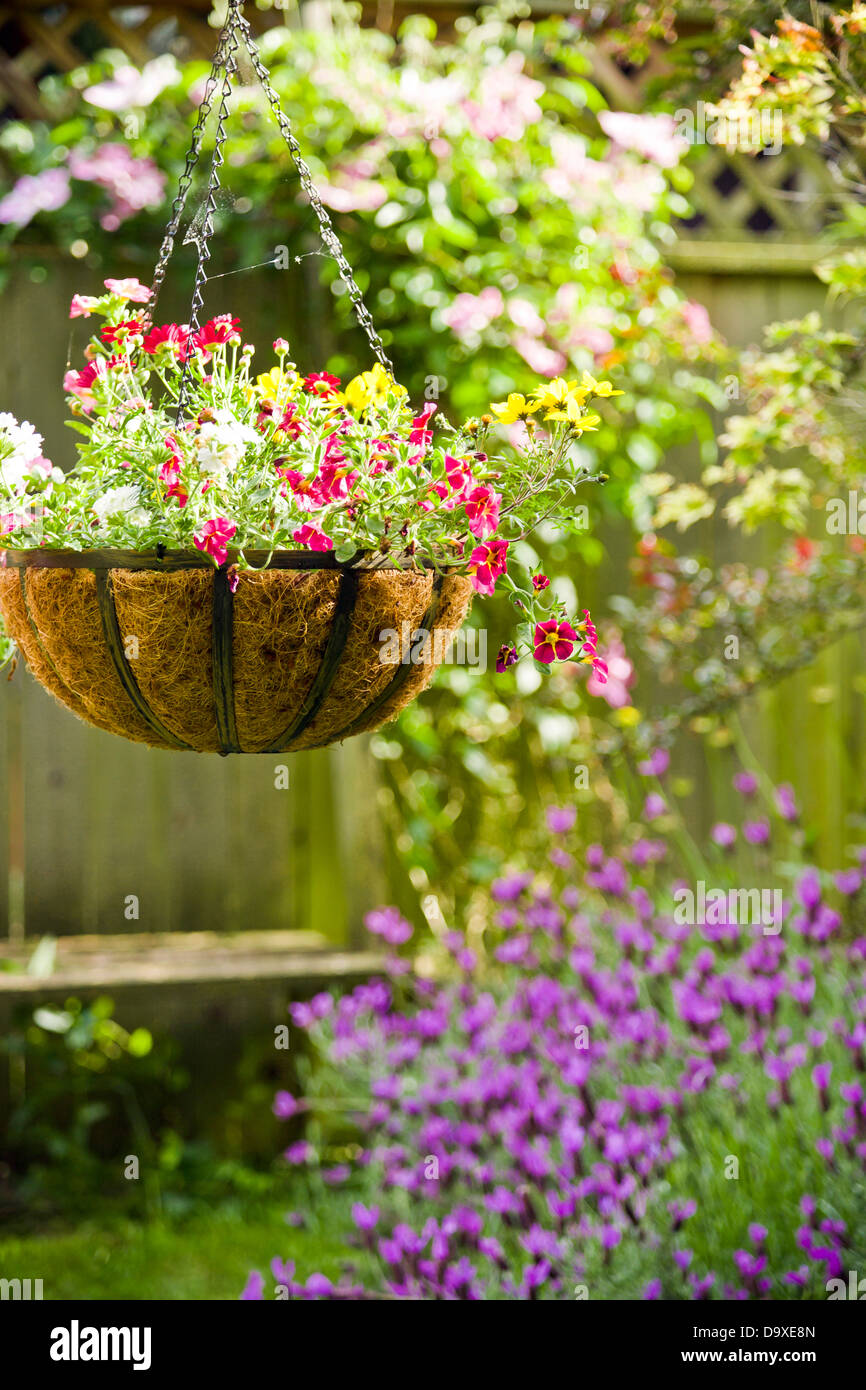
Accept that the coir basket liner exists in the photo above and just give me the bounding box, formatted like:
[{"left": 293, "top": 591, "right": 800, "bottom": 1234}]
[{"left": 0, "top": 550, "right": 472, "bottom": 754}]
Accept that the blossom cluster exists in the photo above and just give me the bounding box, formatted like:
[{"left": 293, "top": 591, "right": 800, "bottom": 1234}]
[
  {"left": 0, "top": 277, "right": 613, "bottom": 678},
  {"left": 244, "top": 764, "right": 866, "bottom": 1301}
]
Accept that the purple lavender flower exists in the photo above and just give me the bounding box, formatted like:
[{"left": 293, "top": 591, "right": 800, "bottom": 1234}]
[{"left": 638, "top": 749, "right": 670, "bottom": 777}]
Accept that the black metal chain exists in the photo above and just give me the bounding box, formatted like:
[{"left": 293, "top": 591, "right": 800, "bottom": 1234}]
[
  {"left": 173, "top": 5, "right": 243, "bottom": 425},
  {"left": 144, "top": 5, "right": 241, "bottom": 330},
  {"left": 234, "top": 9, "right": 394, "bottom": 374},
  {"left": 147, "top": 0, "right": 394, "bottom": 421}
]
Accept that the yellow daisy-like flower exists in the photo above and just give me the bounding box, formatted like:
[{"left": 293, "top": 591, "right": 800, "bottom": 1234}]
[
  {"left": 490, "top": 393, "right": 541, "bottom": 424},
  {"left": 531, "top": 377, "right": 590, "bottom": 411},
  {"left": 340, "top": 363, "right": 407, "bottom": 412},
  {"left": 581, "top": 370, "right": 623, "bottom": 398},
  {"left": 249, "top": 366, "right": 299, "bottom": 404},
  {"left": 543, "top": 394, "right": 599, "bottom": 428},
  {"left": 571, "top": 410, "right": 602, "bottom": 436}
]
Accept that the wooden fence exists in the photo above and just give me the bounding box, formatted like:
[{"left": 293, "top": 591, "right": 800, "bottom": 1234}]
[{"left": 0, "top": 3, "right": 853, "bottom": 943}]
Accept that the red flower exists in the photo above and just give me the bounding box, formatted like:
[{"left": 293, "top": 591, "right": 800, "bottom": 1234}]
[
  {"left": 303, "top": 372, "right": 341, "bottom": 398},
  {"left": 276, "top": 403, "right": 302, "bottom": 440},
  {"left": 409, "top": 402, "right": 437, "bottom": 449},
  {"left": 191, "top": 315, "right": 241, "bottom": 353},
  {"left": 67, "top": 358, "right": 108, "bottom": 390},
  {"left": 100, "top": 319, "right": 141, "bottom": 346},
  {"left": 159, "top": 439, "right": 188, "bottom": 508},
  {"left": 532, "top": 573, "right": 550, "bottom": 592},
  {"left": 142, "top": 323, "right": 190, "bottom": 357},
  {"left": 533, "top": 618, "right": 578, "bottom": 664},
  {"left": 467, "top": 539, "right": 508, "bottom": 596},
  {"left": 193, "top": 517, "right": 237, "bottom": 565}
]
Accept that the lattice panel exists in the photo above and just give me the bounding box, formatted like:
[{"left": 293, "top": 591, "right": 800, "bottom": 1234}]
[
  {"left": 0, "top": 2, "right": 274, "bottom": 121},
  {"left": 584, "top": 34, "right": 838, "bottom": 244}
]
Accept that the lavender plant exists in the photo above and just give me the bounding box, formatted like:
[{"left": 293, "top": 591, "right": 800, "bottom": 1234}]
[{"left": 244, "top": 765, "right": 866, "bottom": 1301}]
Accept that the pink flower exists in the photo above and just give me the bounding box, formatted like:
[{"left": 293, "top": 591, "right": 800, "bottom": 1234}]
[
  {"left": 441, "top": 287, "right": 503, "bottom": 340},
  {"left": 70, "top": 145, "right": 165, "bottom": 230},
  {"left": 532, "top": 573, "right": 550, "bottom": 592},
  {"left": 83, "top": 56, "right": 177, "bottom": 113},
  {"left": 598, "top": 111, "right": 688, "bottom": 167},
  {"left": 681, "top": 300, "right": 714, "bottom": 345},
  {"left": 467, "top": 539, "right": 508, "bottom": 596},
  {"left": 0, "top": 168, "right": 70, "bottom": 227},
  {"left": 69, "top": 294, "right": 100, "bottom": 319},
  {"left": 193, "top": 517, "right": 237, "bottom": 566},
  {"left": 507, "top": 297, "right": 545, "bottom": 336},
  {"left": 511, "top": 333, "right": 567, "bottom": 378},
  {"left": 292, "top": 522, "right": 334, "bottom": 552},
  {"left": 318, "top": 179, "right": 386, "bottom": 213},
  {"left": 463, "top": 54, "right": 544, "bottom": 142},
  {"left": 104, "top": 276, "right": 151, "bottom": 303},
  {"left": 534, "top": 619, "right": 578, "bottom": 664},
  {"left": 587, "top": 636, "right": 634, "bottom": 707},
  {"left": 464, "top": 485, "right": 502, "bottom": 539}
]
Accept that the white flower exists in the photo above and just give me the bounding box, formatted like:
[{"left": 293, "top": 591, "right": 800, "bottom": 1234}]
[
  {"left": 92, "top": 484, "right": 150, "bottom": 528},
  {"left": 0, "top": 412, "right": 48, "bottom": 494},
  {"left": 194, "top": 410, "right": 259, "bottom": 477}
]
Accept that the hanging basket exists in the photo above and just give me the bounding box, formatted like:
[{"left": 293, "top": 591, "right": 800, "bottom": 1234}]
[{"left": 0, "top": 550, "right": 472, "bottom": 754}]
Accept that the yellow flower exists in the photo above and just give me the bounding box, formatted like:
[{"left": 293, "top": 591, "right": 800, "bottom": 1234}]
[
  {"left": 490, "top": 393, "right": 541, "bottom": 424},
  {"left": 542, "top": 394, "right": 602, "bottom": 432},
  {"left": 249, "top": 366, "right": 299, "bottom": 404},
  {"left": 571, "top": 410, "right": 602, "bottom": 436},
  {"left": 615, "top": 705, "right": 641, "bottom": 728},
  {"left": 531, "top": 377, "right": 589, "bottom": 411},
  {"left": 581, "top": 370, "right": 623, "bottom": 398},
  {"left": 341, "top": 363, "right": 407, "bottom": 412}
]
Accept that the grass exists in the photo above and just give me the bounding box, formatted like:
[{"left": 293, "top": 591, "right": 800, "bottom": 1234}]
[{"left": 0, "top": 1199, "right": 352, "bottom": 1300}]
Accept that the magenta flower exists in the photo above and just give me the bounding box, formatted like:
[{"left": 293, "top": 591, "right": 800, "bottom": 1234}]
[
  {"left": 546, "top": 805, "right": 576, "bottom": 834},
  {"left": 643, "top": 793, "right": 667, "bottom": 822},
  {"left": 638, "top": 748, "right": 670, "bottom": 777},
  {"left": 467, "top": 539, "right": 508, "bottom": 596},
  {"left": 775, "top": 783, "right": 799, "bottom": 821},
  {"left": 743, "top": 818, "right": 770, "bottom": 846},
  {"left": 193, "top": 516, "right": 237, "bottom": 566},
  {"left": 365, "top": 906, "right": 413, "bottom": 946},
  {"left": 496, "top": 644, "right": 518, "bottom": 674},
  {"left": 711, "top": 822, "right": 736, "bottom": 849},
  {"left": 272, "top": 1090, "right": 299, "bottom": 1119},
  {"left": 733, "top": 771, "right": 758, "bottom": 796},
  {"left": 292, "top": 521, "right": 334, "bottom": 551},
  {"left": 533, "top": 618, "right": 577, "bottom": 664},
  {"left": 587, "top": 636, "right": 634, "bottom": 707},
  {"left": 835, "top": 869, "right": 861, "bottom": 895},
  {"left": 464, "top": 485, "right": 502, "bottom": 539}
]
